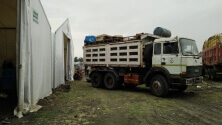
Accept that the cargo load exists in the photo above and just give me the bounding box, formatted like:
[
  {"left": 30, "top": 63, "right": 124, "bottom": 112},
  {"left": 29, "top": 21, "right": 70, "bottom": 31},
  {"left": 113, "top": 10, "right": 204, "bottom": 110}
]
[
  {"left": 96, "top": 34, "right": 123, "bottom": 42},
  {"left": 202, "top": 33, "right": 222, "bottom": 80},
  {"left": 84, "top": 36, "right": 96, "bottom": 43},
  {"left": 203, "top": 33, "right": 222, "bottom": 50}
]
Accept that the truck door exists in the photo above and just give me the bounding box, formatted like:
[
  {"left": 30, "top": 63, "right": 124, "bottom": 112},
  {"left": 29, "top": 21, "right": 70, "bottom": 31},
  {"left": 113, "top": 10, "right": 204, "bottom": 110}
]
[
  {"left": 152, "top": 43, "right": 162, "bottom": 66},
  {"left": 162, "top": 41, "right": 181, "bottom": 74}
]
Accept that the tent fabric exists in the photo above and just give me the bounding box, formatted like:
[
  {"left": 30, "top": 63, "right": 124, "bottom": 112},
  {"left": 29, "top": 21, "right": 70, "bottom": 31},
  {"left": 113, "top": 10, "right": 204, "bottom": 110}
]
[
  {"left": 15, "top": 0, "right": 52, "bottom": 118},
  {"left": 49, "top": 18, "right": 74, "bottom": 89},
  {"left": 1, "top": 0, "right": 74, "bottom": 118},
  {"left": 49, "top": 18, "right": 67, "bottom": 32}
]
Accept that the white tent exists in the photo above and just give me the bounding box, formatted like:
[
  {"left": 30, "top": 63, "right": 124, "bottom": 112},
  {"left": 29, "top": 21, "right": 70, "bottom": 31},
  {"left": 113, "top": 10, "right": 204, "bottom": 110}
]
[
  {"left": 0, "top": 0, "right": 52, "bottom": 118},
  {"left": 49, "top": 18, "right": 74, "bottom": 89}
]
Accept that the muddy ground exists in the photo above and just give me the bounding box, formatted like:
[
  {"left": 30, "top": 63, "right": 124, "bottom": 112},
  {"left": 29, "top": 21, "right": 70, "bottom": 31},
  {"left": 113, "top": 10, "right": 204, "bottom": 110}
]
[{"left": 1, "top": 78, "right": 222, "bottom": 125}]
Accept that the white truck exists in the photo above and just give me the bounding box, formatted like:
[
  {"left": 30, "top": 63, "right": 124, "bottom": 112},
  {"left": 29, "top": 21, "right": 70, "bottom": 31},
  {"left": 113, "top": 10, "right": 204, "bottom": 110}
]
[{"left": 83, "top": 33, "right": 203, "bottom": 97}]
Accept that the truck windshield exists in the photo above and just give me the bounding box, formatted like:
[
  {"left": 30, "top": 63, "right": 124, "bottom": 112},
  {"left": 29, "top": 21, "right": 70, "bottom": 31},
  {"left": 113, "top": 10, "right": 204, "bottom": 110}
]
[{"left": 180, "top": 38, "right": 199, "bottom": 56}]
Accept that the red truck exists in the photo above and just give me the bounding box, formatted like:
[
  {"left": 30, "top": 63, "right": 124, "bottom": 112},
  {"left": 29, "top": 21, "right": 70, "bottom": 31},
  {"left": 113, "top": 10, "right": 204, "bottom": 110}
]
[{"left": 202, "top": 33, "right": 222, "bottom": 80}]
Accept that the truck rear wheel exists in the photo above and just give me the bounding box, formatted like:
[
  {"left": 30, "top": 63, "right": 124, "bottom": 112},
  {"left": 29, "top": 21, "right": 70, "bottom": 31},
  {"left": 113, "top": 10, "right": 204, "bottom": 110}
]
[
  {"left": 150, "top": 75, "right": 169, "bottom": 97},
  {"left": 91, "top": 72, "right": 103, "bottom": 88},
  {"left": 104, "top": 73, "right": 118, "bottom": 90}
]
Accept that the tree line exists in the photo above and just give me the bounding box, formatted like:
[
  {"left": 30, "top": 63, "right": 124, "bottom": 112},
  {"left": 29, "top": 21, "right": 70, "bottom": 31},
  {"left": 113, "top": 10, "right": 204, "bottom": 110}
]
[{"left": 74, "top": 57, "right": 83, "bottom": 62}]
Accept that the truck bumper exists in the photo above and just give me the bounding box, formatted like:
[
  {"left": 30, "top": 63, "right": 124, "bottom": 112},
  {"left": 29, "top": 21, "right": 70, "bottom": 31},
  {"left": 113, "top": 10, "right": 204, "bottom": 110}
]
[{"left": 180, "top": 76, "right": 203, "bottom": 86}]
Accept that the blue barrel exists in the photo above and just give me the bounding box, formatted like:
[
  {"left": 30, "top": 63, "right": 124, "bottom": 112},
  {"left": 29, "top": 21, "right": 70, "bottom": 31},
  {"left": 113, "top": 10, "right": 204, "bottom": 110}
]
[
  {"left": 153, "top": 27, "right": 171, "bottom": 37},
  {"left": 84, "top": 36, "right": 96, "bottom": 43}
]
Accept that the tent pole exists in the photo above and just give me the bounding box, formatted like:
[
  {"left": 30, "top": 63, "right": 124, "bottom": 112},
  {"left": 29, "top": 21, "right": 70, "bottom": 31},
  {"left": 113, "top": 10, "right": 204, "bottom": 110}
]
[{"left": 16, "top": 0, "right": 21, "bottom": 112}]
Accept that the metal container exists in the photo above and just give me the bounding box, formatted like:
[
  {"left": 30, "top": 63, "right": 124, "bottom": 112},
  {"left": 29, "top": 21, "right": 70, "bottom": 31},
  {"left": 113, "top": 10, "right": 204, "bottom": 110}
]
[{"left": 153, "top": 27, "right": 171, "bottom": 37}]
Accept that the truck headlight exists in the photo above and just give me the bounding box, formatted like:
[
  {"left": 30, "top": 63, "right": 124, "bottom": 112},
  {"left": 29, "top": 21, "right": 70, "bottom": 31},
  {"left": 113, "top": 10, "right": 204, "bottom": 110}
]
[{"left": 180, "top": 72, "right": 186, "bottom": 77}]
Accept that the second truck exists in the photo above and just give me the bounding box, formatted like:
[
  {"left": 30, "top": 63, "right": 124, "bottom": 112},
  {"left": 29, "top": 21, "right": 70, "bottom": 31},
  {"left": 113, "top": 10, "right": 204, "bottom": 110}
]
[
  {"left": 202, "top": 33, "right": 222, "bottom": 80},
  {"left": 83, "top": 28, "right": 203, "bottom": 97}
]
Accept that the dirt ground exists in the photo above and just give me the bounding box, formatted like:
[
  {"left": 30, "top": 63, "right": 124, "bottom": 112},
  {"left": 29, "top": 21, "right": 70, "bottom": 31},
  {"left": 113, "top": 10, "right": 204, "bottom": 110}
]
[{"left": 2, "top": 77, "right": 222, "bottom": 125}]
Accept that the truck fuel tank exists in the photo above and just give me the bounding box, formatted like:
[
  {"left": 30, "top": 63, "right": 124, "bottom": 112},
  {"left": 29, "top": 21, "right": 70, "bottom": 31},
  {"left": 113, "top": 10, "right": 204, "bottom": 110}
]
[{"left": 124, "top": 74, "right": 142, "bottom": 85}]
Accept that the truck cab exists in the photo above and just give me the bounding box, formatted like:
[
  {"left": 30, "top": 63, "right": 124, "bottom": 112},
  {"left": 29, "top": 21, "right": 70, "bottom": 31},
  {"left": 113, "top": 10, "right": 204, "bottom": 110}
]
[{"left": 146, "top": 37, "right": 203, "bottom": 96}]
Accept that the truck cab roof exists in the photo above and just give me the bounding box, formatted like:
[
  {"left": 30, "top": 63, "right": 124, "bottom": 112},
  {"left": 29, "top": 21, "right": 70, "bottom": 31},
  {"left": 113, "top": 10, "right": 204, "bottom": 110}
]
[{"left": 153, "top": 36, "right": 195, "bottom": 43}]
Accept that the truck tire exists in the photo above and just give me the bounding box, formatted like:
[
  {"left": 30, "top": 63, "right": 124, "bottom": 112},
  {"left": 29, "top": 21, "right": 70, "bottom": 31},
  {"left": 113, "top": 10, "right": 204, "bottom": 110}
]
[
  {"left": 178, "top": 85, "right": 188, "bottom": 92},
  {"left": 91, "top": 72, "right": 103, "bottom": 88},
  {"left": 104, "top": 73, "right": 118, "bottom": 90},
  {"left": 150, "top": 75, "right": 169, "bottom": 97}
]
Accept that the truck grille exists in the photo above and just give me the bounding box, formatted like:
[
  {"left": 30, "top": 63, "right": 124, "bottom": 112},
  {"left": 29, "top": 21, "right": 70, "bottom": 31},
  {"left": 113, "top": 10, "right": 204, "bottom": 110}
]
[{"left": 186, "top": 66, "right": 202, "bottom": 78}]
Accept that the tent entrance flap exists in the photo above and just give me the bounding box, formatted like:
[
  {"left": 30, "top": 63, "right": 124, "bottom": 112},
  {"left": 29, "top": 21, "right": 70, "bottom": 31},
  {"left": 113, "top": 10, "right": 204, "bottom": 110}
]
[{"left": 64, "top": 34, "right": 70, "bottom": 80}]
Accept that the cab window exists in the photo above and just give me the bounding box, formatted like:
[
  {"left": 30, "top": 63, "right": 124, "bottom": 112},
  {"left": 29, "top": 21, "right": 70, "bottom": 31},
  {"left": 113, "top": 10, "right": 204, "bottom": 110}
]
[
  {"left": 154, "top": 43, "right": 161, "bottom": 55},
  {"left": 163, "top": 42, "right": 179, "bottom": 54}
]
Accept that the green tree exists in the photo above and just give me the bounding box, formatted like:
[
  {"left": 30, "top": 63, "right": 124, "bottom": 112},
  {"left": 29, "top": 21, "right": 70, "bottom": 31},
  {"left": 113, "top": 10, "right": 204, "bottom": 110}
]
[
  {"left": 74, "top": 57, "right": 83, "bottom": 62},
  {"left": 78, "top": 57, "right": 83, "bottom": 62},
  {"left": 74, "top": 57, "right": 78, "bottom": 62}
]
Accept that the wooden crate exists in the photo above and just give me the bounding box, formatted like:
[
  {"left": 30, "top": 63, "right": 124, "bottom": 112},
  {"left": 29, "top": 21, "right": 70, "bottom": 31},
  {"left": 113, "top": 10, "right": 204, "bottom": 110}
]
[
  {"left": 96, "top": 34, "right": 112, "bottom": 42},
  {"left": 96, "top": 34, "right": 123, "bottom": 42}
]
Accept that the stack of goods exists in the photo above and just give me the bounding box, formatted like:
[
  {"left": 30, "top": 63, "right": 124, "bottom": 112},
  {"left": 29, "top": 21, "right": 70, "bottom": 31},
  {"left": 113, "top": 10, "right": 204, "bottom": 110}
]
[
  {"left": 95, "top": 34, "right": 112, "bottom": 42},
  {"left": 84, "top": 36, "right": 96, "bottom": 44},
  {"left": 84, "top": 34, "right": 124, "bottom": 44},
  {"left": 203, "top": 33, "right": 222, "bottom": 50},
  {"left": 84, "top": 32, "right": 154, "bottom": 44},
  {"left": 96, "top": 34, "right": 123, "bottom": 42},
  {"left": 203, "top": 40, "right": 208, "bottom": 50},
  {"left": 123, "top": 33, "right": 144, "bottom": 41}
]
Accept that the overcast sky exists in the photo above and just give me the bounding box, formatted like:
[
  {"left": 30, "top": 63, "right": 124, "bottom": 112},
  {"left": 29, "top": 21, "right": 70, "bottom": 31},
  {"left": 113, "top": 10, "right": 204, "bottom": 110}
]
[{"left": 41, "top": 0, "right": 222, "bottom": 57}]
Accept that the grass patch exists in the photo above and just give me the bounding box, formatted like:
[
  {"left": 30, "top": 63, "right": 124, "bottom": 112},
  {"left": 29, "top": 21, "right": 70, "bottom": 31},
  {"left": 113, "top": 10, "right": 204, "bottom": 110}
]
[
  {"left": 10, "top": 79, "right": 222, "bottom": 125},
  {"left": 38, "top": 111, "right": 58, "bottom": 119},
  {"left": 125, "top": 102, "right": 151, "bottom": 117}
]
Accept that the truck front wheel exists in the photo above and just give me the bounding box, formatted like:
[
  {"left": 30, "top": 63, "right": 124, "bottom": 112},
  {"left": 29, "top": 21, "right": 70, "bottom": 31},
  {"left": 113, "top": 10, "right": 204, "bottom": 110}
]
[
  {"left": 104, "top": 73, "right": 118, "bottom": 90},
  {"left": 91, "top": 72, "right": 103, "bottom": 88},
  {"left": 150, "top": 75, "right": 169, "bottom": 97}
]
